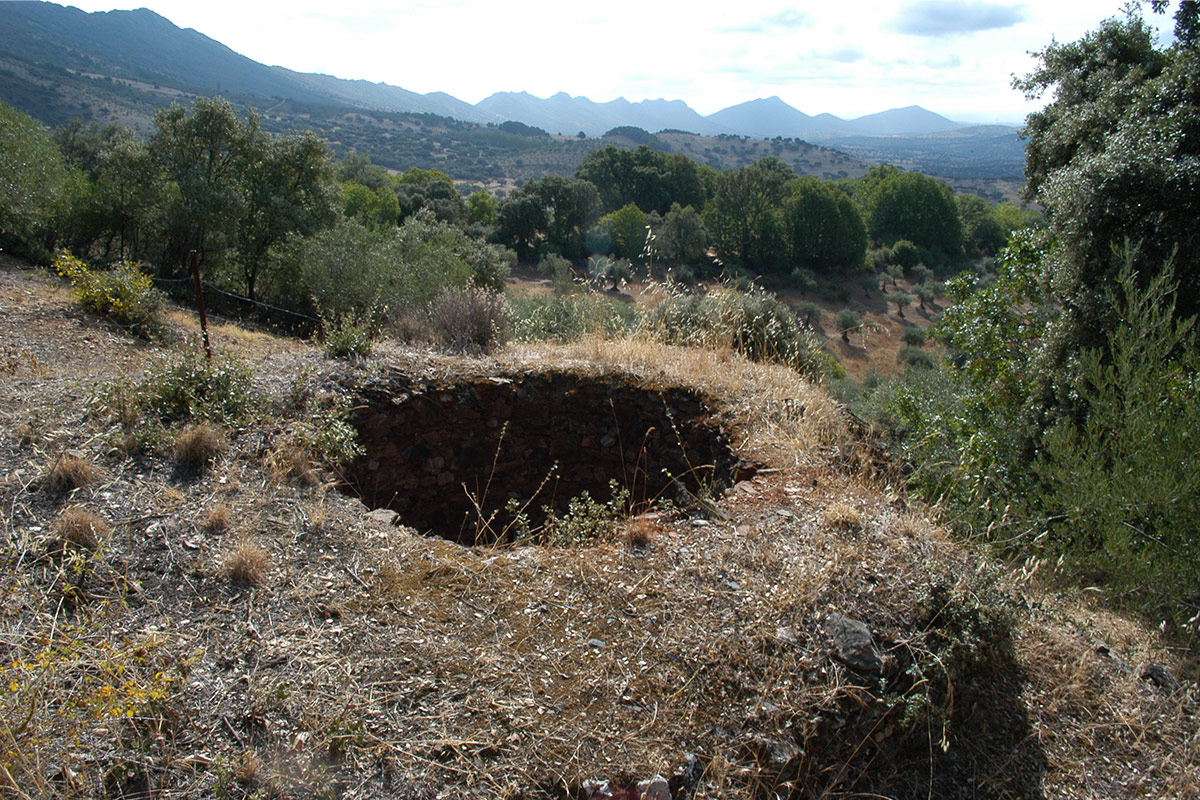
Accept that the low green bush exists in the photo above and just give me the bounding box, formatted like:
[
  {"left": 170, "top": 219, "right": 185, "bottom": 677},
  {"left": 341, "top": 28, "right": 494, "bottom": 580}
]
[
  {"left": 54, "top": 254, "right": 167, "bottom": 339},
  {"left": 132, "top": 347, "right": 254, "bottom": 425}
]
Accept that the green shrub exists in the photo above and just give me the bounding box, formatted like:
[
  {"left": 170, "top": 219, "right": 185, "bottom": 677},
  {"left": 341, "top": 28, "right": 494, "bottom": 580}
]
[
  {"left": 55, "top": 254, "right": 167, "bottom": 338},
  {"left": 538, "top": 252, "right": 571, "bottom": 276},
  {"left": 1031, "top": 264, "right": 1200, "bottom": 634},
  {"left": 134, "top": 347, "right": 254, "bottom": 425},
  {"left": 832, "top": 308, "right": 861, "bottom": 342},
  {"left": 321, "top": 309, "right": 379, "bottom": 360},
  {"left": 797, "top": 300, "right": 821, "bottom": 326},
  {"left": 898, "top": 345, "right": 936, "bottom": 369},
  {"left": 264, "top": 213, "right": 509, "bottom": 324},
  {"left": 901, "top": 326, "right": 926, "bottom": 346}
]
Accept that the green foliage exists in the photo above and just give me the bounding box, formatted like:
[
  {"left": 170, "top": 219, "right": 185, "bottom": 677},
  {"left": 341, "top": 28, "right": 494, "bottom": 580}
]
[
  {"left": 889, "top": 239, "right": 921, "bottom": 269},
  {"left": 279, "top": 391, "right": 364, "bottom": 467},
  {"left": 497, "top": 175, "right": 600, "bottom": 259},
  {"left": 538, "top": 252, "right": 571, "bottom": 276},
  {"left": 575, "top": 145, "right": 705, "bottom": 214},
  {"left": 900, "top": 325, "right": 926, "bottom": 347},
  {"left": 706, "top": 157, "right": 795, "bottom": 271},
  {"left": 506, "top": 293, "right": 636, "bottom": 343},
  {"left": 54, "top": 253, "right": 166, "bottom": 338},
  {"left": 133, "top": 347, "right": 254, "bottom": 425},
  {"left": 0, "top": 100, "right": 67, "bottom": 257},
  {"left": 598, "top": 203, "right": 648, "bottom": 261},
  {"left": 533, "top": 482, "right": 633, "bottom": 547},
  {"left": 897, "top": 345, "right": 936, "bottom": 369},
  {"left": 1031, "top": 261, "right": 1200, "bottom": 632},
  {"left": 797, "top": 300, "right": 821, "bottom": 325},
  {"left": 393, "top": 167, "right": 466, "bottom": 225},
  {"left": 639, "top": 286, "right": 827, "bottom": 376},
  {"left": 265, "top": 212, "right": 508, "bottom": 324},
  {"left": 783, "top": 176, "right": 867, "bottom": 273},
  {"left": 55, "top": 122, "right": 162, "bottom": 263},
  {"left": 886, "top": 290, "right": 914, "bottom": 317},
  {"left": 587, "top": 255, "right": 633, "bottom": 290},
  {"left": 342, "top": 180, "right": 400, "bottom": 228},
  {"left": 1015, "top": 6, "right": 1200, "bottom": 387},
  {"left": 152, "top": 97, "right": 339, "bottom": 298},
  {"left": 321, "top": 309, "right": 380, "bottom": 360},
  {"left": 860, "top": 167, "right": 962, "bottom": 263},
  {"left": 466, "top": 189, "right": 497, "bottom": 226},
  {"left": 236, "top": 130, "right": 338, "bottom": 299},
  {"left": 657, "top": 203, "right": 708, "bottom": 267},
  {"left": 832, "top": 308, "right": 860, "bottom": 342},
  {"left": 955, "top": 194, "right": 1008, "bottom": 257},
  {"left": 152, "top": 97, "right": 256, "bottom": 270}
]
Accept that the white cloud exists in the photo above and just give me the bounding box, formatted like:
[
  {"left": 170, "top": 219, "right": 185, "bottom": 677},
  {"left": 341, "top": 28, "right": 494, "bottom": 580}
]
[{"left": 889, "top": 1, "right": 1027, "bottom": 36}]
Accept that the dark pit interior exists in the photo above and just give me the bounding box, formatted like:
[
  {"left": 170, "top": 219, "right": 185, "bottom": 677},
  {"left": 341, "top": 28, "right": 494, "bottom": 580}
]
[{"left": 341, "top": 371, "right": 748, "bottom": 544}]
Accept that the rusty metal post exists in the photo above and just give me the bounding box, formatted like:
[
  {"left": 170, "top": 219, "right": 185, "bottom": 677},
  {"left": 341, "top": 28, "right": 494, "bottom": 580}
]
[{"left": 190, "top": 250, "right": 212, "bottom": 361}]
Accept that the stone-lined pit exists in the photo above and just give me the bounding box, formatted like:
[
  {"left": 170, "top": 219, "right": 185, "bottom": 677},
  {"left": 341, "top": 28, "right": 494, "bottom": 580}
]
[{"left": 341, "top": 370, "right": 749, "bottom": 544}]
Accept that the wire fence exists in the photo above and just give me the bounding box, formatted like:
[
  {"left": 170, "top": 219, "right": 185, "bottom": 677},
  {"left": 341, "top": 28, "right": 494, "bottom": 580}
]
[{"left": 150, "top": 275, "right": 322, "bottom": 326}]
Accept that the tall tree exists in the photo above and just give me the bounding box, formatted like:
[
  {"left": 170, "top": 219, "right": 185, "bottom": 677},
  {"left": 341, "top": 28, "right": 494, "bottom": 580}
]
[
  {"left": 236, "top": 130, "right": 338, "bottom": 299},
  {"left": 152, "top": 97, "right": 255, "bottom": 272},
  {"left": 658, "top": 203, "right": 708, "bottom": 267},
  {"left": 1014, "top": 3, "right": 1200, "bottom": 377},
  {"left": 863, "top": 169, "right": 961, "bottom": 263},
  {"left": 707, "top": 157, "right": 795, "bottom": 270},
  {"left": 784, "top": 177, "right": 867, "bottom": 273},
  {"left": 0, "top": 101, "right": 68, "bottom": 256},
  {"left": 499, "top": 175, "right": 600, "bottom": 259}
]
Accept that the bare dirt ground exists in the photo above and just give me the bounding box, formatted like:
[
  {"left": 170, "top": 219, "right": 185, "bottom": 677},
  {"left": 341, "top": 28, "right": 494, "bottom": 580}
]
[{"left": 0, "top": 259, "right": 1195, "bottom": 799}]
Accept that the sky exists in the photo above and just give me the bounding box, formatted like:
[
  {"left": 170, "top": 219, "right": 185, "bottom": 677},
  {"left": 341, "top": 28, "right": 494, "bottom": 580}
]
[{"left": 63, "top": 1, "right": 1178, "bottom": 124}]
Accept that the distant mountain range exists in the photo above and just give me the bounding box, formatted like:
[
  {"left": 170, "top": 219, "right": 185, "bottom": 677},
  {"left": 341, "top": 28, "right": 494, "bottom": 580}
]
[{"left": 0, "top": 1, "right": 1002, "bottom": 140}]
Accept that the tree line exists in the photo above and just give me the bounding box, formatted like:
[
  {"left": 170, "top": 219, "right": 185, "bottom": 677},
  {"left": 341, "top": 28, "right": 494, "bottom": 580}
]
[
  {"left": 2, "top": 90, "right": 1032, "bottom": 321},
  {"left": 493, "top": 142, "right": 1033, "bottom": 283}
]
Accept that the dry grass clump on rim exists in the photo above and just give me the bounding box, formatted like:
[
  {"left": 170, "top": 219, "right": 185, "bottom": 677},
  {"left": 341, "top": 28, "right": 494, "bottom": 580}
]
[
  {"left": 52, "top": 506, "right": 110, "bottom": 550},
  {"left": 42, "top": 451, "right": 100, "bottom": 493},
  {"left": 222, "top": 537, "right": 270, "bottom": 586},
  {"left": 174, "top": 422, "right": 224, "bottom": 469}
]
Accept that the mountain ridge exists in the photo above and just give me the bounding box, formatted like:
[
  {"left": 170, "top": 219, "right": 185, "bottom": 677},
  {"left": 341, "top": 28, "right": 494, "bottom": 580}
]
[{"left": 0, "top": 2, "right": 995, "bottom": 140}]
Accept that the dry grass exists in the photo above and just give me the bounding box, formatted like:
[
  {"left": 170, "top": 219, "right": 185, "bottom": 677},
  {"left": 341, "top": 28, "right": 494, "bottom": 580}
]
[
  {"left": 42, "top": 451, "right": 99, "bottom": 493},
  {"left": 52, "top": 506, "right": 110, "bottom": 550},
  {"left": 222, "top": 537, "right": 269, "bottom": 586},
  {"left": 174, "top": 422, "right": 223, "bottom": 469},
  {"left": 821, "top": 500, "right": 864, "bottom": 533},
  {"left": 265, "top": 433, "right": 321, "bottom": 485},
  {"left": 201, "top": 504, "right": 231, "bottom": 534}
]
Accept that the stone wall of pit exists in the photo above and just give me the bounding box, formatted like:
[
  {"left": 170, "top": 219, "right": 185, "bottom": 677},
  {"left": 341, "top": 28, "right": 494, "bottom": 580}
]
[{"left": 341, "top": 370, "right": 746, "bottom": 543}]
